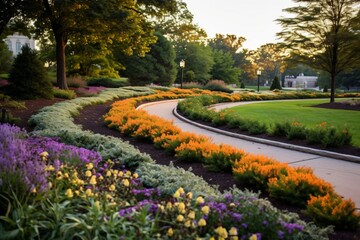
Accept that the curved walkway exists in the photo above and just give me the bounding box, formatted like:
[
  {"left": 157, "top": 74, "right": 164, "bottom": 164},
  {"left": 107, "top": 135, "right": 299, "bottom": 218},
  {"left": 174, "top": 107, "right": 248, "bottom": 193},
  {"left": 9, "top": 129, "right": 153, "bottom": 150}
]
[{"left": 140, "top": 100, "right": 360, "bottom": 209}]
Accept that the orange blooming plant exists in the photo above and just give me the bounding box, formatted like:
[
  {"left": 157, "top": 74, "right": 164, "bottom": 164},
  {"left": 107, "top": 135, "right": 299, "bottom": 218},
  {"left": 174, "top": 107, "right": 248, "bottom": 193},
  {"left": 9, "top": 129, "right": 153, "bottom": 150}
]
[{"left": 104, "top": 88, "right": 359, "bottom": 228}]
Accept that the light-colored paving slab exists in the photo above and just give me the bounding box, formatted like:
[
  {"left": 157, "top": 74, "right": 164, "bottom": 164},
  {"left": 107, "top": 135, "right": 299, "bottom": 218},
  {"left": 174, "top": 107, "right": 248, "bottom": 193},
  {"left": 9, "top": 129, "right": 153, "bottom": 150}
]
[{"left": 140, "top": 100, "right": 360, "bottom": 209}]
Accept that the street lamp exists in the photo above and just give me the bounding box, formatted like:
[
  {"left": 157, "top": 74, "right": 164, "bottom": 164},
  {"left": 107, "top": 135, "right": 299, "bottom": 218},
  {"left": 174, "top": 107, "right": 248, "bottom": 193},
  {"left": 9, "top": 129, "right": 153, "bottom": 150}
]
[
  {"left": 257, "top": 69, "right": 262, "bottom": 92},
  {"left": 180, "top": 59, "right": 185, "bottom": 88}
]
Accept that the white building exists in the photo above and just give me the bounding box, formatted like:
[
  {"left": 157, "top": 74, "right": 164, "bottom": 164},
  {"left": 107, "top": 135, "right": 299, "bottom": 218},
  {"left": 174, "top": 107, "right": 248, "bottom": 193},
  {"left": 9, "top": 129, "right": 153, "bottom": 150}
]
[
  {"left": 284, "top": 73, "right": 318, "bottom": 89},
  {"left": 4, "top": 33, "right": 36, "bottom": 56}
]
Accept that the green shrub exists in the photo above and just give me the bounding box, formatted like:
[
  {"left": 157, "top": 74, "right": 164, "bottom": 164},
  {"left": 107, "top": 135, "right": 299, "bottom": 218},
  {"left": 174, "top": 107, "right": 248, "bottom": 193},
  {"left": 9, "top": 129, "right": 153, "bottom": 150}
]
[
  {"left": 286, "top": 122, "right": 307, "bottom": 140},
  {"left": 321, "top": 126, "right": 352, "bottom": 148},
  {"left": 87, "top": 77, "right": 129, "bottom": 88},
  {"left": 8, "top": 45, "right": 53, "bottom": 99},
  {"left": 269, "top": 122, "right": 291, "bottom": 137},
  {"left": 247, "top": 119, "right": 268, "bottom": 135},
  {"left": 204, "top": 80, "right": 232, "bottom": 93},
  {"left": 53, "top": 88, "right": 77, "bottom": 99},
  {"left": 270, "top": 76, "right": 282, "bottom": 90}
]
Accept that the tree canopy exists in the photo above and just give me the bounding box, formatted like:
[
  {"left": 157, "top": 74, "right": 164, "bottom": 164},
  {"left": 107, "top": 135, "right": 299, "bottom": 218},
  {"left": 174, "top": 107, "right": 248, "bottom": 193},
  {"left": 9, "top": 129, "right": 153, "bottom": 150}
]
[{"left": 277, "top": 0, "right": 360, "bottom": 102}]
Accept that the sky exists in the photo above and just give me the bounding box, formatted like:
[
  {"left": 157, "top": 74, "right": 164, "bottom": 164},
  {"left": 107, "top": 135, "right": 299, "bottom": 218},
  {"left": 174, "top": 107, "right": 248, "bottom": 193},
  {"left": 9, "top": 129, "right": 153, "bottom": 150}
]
[{"left": 182, "top": 0, "right": 295, "bottom": 50}]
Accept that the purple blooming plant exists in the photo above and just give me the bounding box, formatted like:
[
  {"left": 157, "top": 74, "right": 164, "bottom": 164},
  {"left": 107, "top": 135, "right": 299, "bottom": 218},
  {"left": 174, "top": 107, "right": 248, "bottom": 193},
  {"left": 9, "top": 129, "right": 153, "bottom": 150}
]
[{"left": 0, "top": 124, "right": 48, "bottom": 199}]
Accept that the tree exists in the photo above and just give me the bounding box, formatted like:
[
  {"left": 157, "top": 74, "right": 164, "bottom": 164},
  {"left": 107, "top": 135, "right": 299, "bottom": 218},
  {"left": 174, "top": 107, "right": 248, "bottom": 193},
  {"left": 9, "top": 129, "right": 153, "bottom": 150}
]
[
  {"left": 0, "top": 0, "right": 24, "bottom": 35},
  {"left": 8, "top": 45, "right": 53, "bottom": 99},
  {"left": 208, "top": 34, "right": 246, "bottom": 56},
  {"left": 211, "top": 50, "right": 241, "bottom": 84},
  {"left": 119, "top": 32, "right": 177, "bottom": 86},
  {"left": 0, "top": 42, "right": 13, "bottom": 73},
  {"left": 23, "top": 0, "right": 179, "bottom": 89},
  {"left": 270, "top": 76, "right": 282, "bottom": 90},
  {"left": 277, "top": 0, "right": 360, "bottom": 102},
  {"left": 175, "top": 42, "right": 214, "bottom": 84}
]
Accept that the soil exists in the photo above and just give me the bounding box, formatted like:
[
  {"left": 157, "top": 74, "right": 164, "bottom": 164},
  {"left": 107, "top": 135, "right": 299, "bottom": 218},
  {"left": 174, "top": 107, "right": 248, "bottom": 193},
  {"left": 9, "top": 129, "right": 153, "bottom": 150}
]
[{"left": 7, "top": 98, "right": 360, "bottom": 240}]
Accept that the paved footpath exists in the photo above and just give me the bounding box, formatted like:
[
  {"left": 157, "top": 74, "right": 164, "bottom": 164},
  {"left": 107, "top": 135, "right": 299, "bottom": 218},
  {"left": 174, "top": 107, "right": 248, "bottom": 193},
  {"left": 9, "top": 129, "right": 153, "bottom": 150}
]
[{"left": 140, "top": 100, "right": 360, "bottom": 209}]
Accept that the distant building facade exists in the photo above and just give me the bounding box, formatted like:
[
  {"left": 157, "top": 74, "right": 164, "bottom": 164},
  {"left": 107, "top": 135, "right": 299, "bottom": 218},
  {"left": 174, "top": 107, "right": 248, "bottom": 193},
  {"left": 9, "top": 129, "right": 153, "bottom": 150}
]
[
  {"left": 284, "top": 73, "right": 318, "bottom": 88},
  {"left": 4, "top": 33, "right": 36, "bottom": 56}
]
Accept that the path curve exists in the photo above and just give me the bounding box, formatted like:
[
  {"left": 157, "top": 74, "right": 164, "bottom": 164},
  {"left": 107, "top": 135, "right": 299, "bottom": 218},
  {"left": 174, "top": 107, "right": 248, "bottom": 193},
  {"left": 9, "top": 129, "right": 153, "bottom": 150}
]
[{"left": 140, "top": 100, "right": 360, "bottom": 209}]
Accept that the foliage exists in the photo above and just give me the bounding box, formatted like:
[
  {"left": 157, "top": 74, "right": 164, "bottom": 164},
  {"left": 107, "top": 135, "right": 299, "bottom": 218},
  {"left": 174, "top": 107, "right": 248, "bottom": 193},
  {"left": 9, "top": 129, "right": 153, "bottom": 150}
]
[
  {"left": 87, "top": 77, "right": 129, "bottom": 88},
  {"left": 52, "top": 88, "right": 77, "bottom": 99},
  {"left": 211, "top": 50, "right": 241, "bottom": 84},
  {"left": 306, "top": 193, "right": 360, "bottom": 230},
  {"left": 0, "top": 42, "right": 13, "bottom": 74},
  {"left": 8, "top": 45, "right": 53, "bottom": 99},
  {"left": 270, "top": 76, "right": 282, "bottom": 90},
  {"left": 175, "top": 42, "right": 214, "bottom": 84},
  {"left": 0, "top": 123, "right": 333, "bottom": 239},
  {"left": 120, "top": 32, "right": 177, "bottom": 86},
  {"left": 277, "top": 0, "right": 360, "bottom": 102},
  {"left": 204, "top": 80, "right": 233, "bottom": 93}
]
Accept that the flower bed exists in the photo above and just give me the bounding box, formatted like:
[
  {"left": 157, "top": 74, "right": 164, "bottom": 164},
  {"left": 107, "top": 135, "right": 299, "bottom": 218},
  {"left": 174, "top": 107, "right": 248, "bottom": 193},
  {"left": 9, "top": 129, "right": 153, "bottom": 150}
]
[
  {"left": 1, "top": 123, "right": 333, "bottom": 239},
  {"left": 105, "top": 90, "right": 360, "bottom": 230}
]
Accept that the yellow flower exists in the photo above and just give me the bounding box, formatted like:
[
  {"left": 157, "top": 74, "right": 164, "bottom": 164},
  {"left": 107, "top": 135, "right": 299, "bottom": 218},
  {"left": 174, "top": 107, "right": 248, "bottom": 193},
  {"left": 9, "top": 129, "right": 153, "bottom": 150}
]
[
  {"left": 85, "top": 188, "right": 93, "bottom": 197},
  {"left": 178, "top": 187, "right": 185, "bottom": 195},
  {"left": 85, "top": 170, "right": 92, "bottom": 177},
  {"left": 201, "top": 205, "right": 210, "bottom": 215},
  {"left": 158, "top": 204, "right": 165, "bottom": 212},
  {"left": 176, "top": 214, "right": 184, "bottom": 222},
  {"left": 196, "top": 196, "right": 204, "bottom": 205},
  {"left": 94, "top": 201, "right": 100, "bottom": 210},
  {"left": 118, "top": 171, "right": 123, "bottom": 177},
  {"left": 56, "top": 171, "right": 63, "bottom": 180},
  {"left": 198, "top": 218, "right": 206, "bottom": 227},
  {"left": 215, "top": 226, "right": 228, "bottom": 239},
  {"left": 122, "top": 179, "right": 130, "bottom": 187},
  {"left": 166, "top": 202, "right": 173, "bottom": 209},
  {"left": 64, "top": 173, "right": 69, "bottom": 179},
  {"left": 106, "top": 170, "right": 112, "bottom": 177},
  {"left": 186, "top": 192, "right": 193, "bottom": 199},
  {"left": 90, "top": 175, "right": 97, "bottom": 185},
  {"left": 177, "top": 202, "right": 186, "bottom": 214},
  {"left": 185, "top": 220, "right": 191, "bottom": 228},
  {"left": 126, "top": 170, "right": 131, "bottom": 176},
  {"left": 32, "top": 187, "right": 37, "bottom": 193},
  {"left": 188, "top": 211, "right": 195, "bottom": 219},
  {"left": 66, "top": 189, "right": 73, "bottom": 198},
  {"left": 173, "top": 190, "right": 180, "bottom": 198},
  {"left": 75, "top": 190, "right": 80, "bottom": 196},
  {"left": 44, "top": 165, "right": 55, "bottom": 171},
  {"left": 229, "top": 203, "right": 236, "bottom": 207},
  {"left": 40, "top": 151, "right": 49, "bottom": 161},
  {"left": 167, "top": 228, "right": 174, "bottom": 237},
  {"left": 229, "top": 227, "right": 238, "bottom": 239},
  {"left": 48, "top": 182, "right": 52, "bottom": 189},
  {"left": 249, "top": 234, "right": 257, "bottom": 240},
  {"left": 133, "top": 173, "right": 139, "bottom": 178},
  {"left": 86, "top": 163, "right": 94, "bottom": 170},
  {"left": 109, "top": 184, "right": 116, "bottom": 192},
  {"left": 98, "top": 175, "right": 104, "bottom": 181}
]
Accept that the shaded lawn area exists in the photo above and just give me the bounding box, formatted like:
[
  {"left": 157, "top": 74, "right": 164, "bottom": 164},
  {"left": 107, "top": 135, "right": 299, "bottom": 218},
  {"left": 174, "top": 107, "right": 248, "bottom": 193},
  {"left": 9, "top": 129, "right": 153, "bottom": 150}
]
[{"left": 229, "top": 99, "right": 360, "bottom": 147}]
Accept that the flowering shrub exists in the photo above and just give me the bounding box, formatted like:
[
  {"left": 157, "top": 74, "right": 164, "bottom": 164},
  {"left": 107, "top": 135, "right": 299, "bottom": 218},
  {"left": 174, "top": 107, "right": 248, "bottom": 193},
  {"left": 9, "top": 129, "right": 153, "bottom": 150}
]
[
  {"left": 1, "top": 124, "right": 333, "bottom": 239},
  {"left": 306, "top": 193, "right": 360, "bottom": 230},
  {"left": 105, "top": 90, "right": 359, "bottom": 229}
]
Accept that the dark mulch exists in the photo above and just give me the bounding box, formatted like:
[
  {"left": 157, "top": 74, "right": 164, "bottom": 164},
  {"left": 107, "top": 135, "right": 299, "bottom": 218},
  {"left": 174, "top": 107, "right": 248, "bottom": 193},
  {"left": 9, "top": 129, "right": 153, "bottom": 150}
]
[
  {"left": 9, "top": 98, "right": 360, "bottom": 240},
  {"left": 314, "top": 102, "right": 360, "bottom": 111}
]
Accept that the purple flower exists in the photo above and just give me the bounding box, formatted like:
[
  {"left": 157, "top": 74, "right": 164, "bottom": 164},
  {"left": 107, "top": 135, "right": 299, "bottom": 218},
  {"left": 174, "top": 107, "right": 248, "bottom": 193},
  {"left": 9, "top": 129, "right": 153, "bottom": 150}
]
[{"left": 277, "top": 230, "right": 284, "bottom": 239}]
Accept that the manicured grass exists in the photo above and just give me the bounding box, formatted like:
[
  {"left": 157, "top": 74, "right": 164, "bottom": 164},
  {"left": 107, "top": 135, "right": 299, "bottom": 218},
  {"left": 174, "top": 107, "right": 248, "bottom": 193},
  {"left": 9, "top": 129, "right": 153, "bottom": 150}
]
[{"left": 229, "top": 99, "right": 360, "bottom": 147}]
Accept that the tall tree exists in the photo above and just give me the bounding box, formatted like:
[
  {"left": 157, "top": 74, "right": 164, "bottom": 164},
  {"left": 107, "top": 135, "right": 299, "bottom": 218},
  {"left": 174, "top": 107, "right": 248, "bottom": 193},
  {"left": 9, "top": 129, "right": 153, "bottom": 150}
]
[
  {"left": 208, "top": 34, "right": 246, "bottom": 56},
  {"left": 119, "top": 32, "right": 177, "bottom": 86},
  {"left": 26, "top": 0, "right": 178, "bottom": 89},
  {"left": 175, "top": 42, "right": 214, "bottom": 84},
  {"left": 277, "top": 0, "right": 360, "bottom": 102},
  {"left": 211, "top": 50, "right": 240, "bottom": 84},
  {"left": 0, "top": 0, "right": 23, "bottom": 35}
]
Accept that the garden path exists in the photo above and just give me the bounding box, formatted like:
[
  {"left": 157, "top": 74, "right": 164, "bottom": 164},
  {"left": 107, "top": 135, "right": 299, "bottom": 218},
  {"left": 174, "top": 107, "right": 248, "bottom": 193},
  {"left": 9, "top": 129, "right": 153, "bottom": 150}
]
[{"left": 140, "top": 100, "right": 360, "bottom": 209}]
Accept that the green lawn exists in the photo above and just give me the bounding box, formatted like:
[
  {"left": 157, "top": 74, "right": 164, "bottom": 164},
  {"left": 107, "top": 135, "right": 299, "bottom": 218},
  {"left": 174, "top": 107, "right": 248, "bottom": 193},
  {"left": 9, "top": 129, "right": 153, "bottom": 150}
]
[{"left": 229, "top": 99, "right": 360, "bottom": 147}]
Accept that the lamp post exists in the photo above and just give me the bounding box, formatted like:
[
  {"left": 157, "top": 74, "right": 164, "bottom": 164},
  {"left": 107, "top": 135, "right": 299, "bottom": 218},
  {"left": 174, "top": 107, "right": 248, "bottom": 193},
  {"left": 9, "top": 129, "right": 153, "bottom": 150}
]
[
  {"left": 257, "top": 69, "right": 261, "bottom": 92},
  {"left": 180, "top": 59, "right": 185, "bottom": 88}
]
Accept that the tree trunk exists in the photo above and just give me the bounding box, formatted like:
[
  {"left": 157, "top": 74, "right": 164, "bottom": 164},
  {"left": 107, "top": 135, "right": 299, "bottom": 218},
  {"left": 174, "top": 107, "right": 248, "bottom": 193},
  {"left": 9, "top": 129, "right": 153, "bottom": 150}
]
[
  {"left": 55, "top": 33, "right": 68, "bottom": 90},
  {"left": 330, "top": 73, "right": 335, "bottom": 103}
]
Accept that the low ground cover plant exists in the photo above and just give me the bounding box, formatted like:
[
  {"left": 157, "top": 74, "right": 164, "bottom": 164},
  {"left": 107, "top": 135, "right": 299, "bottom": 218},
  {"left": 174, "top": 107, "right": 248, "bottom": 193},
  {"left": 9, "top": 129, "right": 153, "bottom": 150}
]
[{"left": 0, "top": 123, "right": 334, "bottom": 239}]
